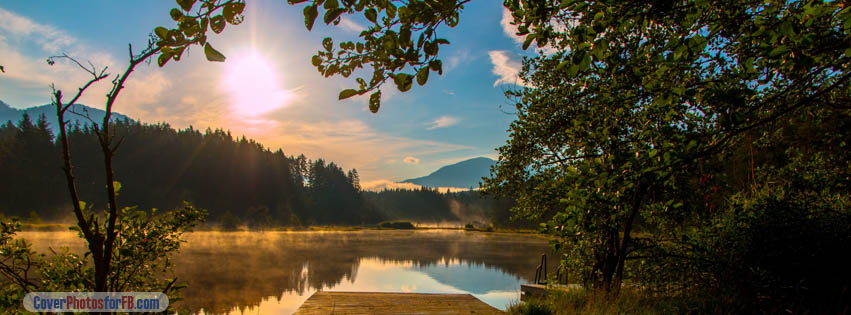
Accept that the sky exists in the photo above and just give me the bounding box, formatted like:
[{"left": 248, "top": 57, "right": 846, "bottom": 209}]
[{"left": 0, "top": 1, "right": 536, "bottom": 189}]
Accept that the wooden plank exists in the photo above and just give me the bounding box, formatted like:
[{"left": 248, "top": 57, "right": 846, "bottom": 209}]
[{"left": 294, "top": 291, "right": 505, "bottom": 314}]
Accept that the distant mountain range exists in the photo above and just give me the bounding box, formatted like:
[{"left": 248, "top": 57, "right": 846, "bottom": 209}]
[
  {"left": 0, "top": 100, "right": 132, "bottom": 135},
  {"left": 401, "top": 157, "right": 496, "bottom": 189}
]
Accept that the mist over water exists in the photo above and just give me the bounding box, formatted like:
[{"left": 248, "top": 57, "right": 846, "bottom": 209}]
[{"left": 22, "top": 230, "right": 557, "bottom": 314}]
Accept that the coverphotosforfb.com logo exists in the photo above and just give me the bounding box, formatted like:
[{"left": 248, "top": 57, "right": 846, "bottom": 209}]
[{"left": 23, "top": 292, "right": 168, "bottom": 312}]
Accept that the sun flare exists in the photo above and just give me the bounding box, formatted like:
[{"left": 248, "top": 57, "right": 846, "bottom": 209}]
[{"left": 222, "top": 50, "right": 294, "bottom": 118}]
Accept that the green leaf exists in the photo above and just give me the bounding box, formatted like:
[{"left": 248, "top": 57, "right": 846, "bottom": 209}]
[
  {"left": 78, "top": 200, "right": 87, "bottom": 210},
  {"left": 393, "top": 73, "right": 413, "bottom": 92},
  {"left": 338, "top": 89, "right": 358, "bottom": 100},
  {"left": 154, "top": 26, "right": 169, "bottom": 40},
  {"left": 304, "top": 5, "right": 319, "bottom": 30},
  {"left": 424, "top": 41, "right": 437, "bottom": 56},
  {"left": 429, "top": 59, "right": 443, "bottom": 75},
  {"left": 522, "top": 34, "right": 535, "bottom": 50},
  {"left": 311, "top": 55, "right": 322, "bottom": 66},
  {"left": 113, "top": 181, "right": 122, "bottom": 193},
  {"left": 223, "top": 2, "right": 246, "bottom": 25},
  {"left": 204, "top": 43, "right": 226, "bottom": 62},
  {"left": 416, "top": 67, "right": 429, "bottom": 86},
  {"left": 369, "top": 91, "right": 381, "bottom": 113},
  {"left": 322, "top": 37, "right": 334, "bottom": 51},
  {"left": 769, "top": 46, "right": 787, "bottom": 58},
  {"left": 157, "top": 53, "right": 171, "bottom": 67},
  {"left": 176, "top": 0, "right": 195, "bottom": 11},
  {"left": 324, "top": 0, "right": 338, "bottom": 10},
  {"left": 210, "top": 15, "right": 226, "bottom": 33},
  {"left": 170, "top": 8, "right": 184, "bottom": 21},
  {"left": 386, "top": 3, "right": 396, "bottom": 19},
  {"left": 365, "top": 8, "right": 377, "bottom": 24},
  {"left": 324, "top": 8, "right": 346, "bottom": 24}
]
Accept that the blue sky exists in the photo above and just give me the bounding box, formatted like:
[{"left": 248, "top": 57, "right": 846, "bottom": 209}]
[{"left": 0, "top": 1, "right": 534, "bottom": 188}]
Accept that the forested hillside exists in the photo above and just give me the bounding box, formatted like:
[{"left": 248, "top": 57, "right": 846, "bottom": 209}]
[{"left": 0, "top": 113, "right": 522, "bottom": 228}]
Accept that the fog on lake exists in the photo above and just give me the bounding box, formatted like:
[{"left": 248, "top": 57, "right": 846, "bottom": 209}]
[{"left": 21, "top": 230, "right": 558, "bottom": 314}]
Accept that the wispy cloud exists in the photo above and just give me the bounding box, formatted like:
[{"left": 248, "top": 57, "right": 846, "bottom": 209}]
[
  {"left": 500, "top": 8, "right": 526, "bottom": 49},
  {"left": 426, "top": 116, "right": 460, "bottom": 130},
  {"left": 242, "top": 119, "right": 473, "bottom": 181},
  {"left": 338, "top": 17, "right": 365, "bottom": 33},
  {"left": 403, "top": 156, "right": 420, "bottom": 164},
  {"left": 487, "top": 50, "right": 528, "bottom": 87},
  {"left": 500, "top": 7, "right": 559, "bottom": 54},
  {"left": 445, "top": 49, "right": 474, "bottom": 72},
  {"left": 0, "top": 7, "right": 169, "bottom": 111},
  {"left": 0, "top": 8, "right": 74, "bottom": 53}
]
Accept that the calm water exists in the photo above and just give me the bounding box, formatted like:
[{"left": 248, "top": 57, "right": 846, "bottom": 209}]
[{"left": 20, "top": 230, "right": 558, "bottom": 314}]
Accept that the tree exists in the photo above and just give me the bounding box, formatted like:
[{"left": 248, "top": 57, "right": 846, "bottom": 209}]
[
  {"left": 295, "top": 0, "right": 851, "bottom": 298},
  {"left": 2, "top": 0, "right": 245, "bottom": 309}
]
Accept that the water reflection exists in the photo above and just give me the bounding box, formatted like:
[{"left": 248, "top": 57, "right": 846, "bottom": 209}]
[{"left": 21, "top": 230, "right": 558, "bottom": 314}]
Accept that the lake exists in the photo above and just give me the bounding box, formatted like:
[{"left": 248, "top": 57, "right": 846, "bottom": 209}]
[{"left": 19, "top": 230, "right": 559, "bottom": 314}]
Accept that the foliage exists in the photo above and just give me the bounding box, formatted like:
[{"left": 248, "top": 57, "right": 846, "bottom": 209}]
[
  {"left": 478, "top": 0, "right": 851, "bottom": 294},
  {"left": 153, "top": 0, "right": 246, "bottom": 67},
  {"left": 288, "top": 0, "right": 472, "bottom": 112},
  {"left": 300, "top": 0, "right": 851, "bottom": 308},
  {"left": 1, "top": 1, "right": 246, "bottom": 310},
  {"left": 510, "top": 288, "right": 698, "bottom": 315},
  {"left": 0, "top": 203, "right": 205, "bottom": 312},
  {"left": 377, "top": 220, "right": 415, "bottom": 229},
  {"left": 507, "top": 298, "right": 552, "bottom": 315}
]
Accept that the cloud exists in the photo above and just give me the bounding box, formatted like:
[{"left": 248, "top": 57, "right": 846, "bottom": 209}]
[
  {"left": 487, "top": 50, "right": 528, "bottom": 87},
  {"left": 445, "top": 49, "right": 474, "bottom": 72},
  {"left": 426, "top": 116, "right": 460, "bottom": 130},
  {"left": 243, "top": 119, "right": 474, "bottom": 181},
  {"left": 0, "top": 7, "right": 169, "bottom": 112},
  {"left": 0, "top": 8, "right": 74, "bottom": 53},
  {"left": 500, "top": 8, "right": 526, "bottom": 49},
  {"left": 338, "top": 17, "right": 365, "bottom": 33},
  {"left": 500, "top": 7, "right": 559, "bottom": 54},
  {"left": 403, "top": 156, "right": 420, "bottom": 164}
]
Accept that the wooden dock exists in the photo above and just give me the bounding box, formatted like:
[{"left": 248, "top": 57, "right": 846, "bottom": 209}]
[{"left": 293, "top": 291, "right": 505, "bottom": 314}]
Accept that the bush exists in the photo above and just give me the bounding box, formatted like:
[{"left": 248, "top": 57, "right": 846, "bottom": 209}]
[
  {"left": 377, "top": 221, "right": 415, "bottom": 229},
  {"left": 507, "top": 298, "right": 552, "bottom": 315}
]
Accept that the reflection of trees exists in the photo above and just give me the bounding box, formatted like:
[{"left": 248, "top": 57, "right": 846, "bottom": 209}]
[{"left": 171, "top": 231, "right": 556, "bottom": 314}]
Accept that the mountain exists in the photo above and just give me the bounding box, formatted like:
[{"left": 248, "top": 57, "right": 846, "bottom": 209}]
[
  {"left": 0, "top": 100, "right": 132, "bottom": 135},
  {"left": 401, "top": 157, "right": 496, "bottom": 189}
]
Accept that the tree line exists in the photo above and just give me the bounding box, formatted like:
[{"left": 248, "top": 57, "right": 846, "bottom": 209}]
[{"left": 0, "top": 113, "right": 521, "bottom": 228}]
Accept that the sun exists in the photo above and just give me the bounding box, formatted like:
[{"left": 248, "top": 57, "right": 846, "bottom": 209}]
[{"left": 222, "top": 49, "right": 294, "bottom": 118}]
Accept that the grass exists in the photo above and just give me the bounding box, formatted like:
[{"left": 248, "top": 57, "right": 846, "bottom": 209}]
[{"left": 507, "top": 288, "right": 696, "bottom": 315}]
